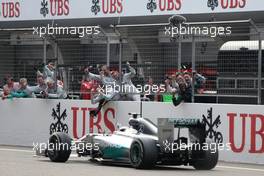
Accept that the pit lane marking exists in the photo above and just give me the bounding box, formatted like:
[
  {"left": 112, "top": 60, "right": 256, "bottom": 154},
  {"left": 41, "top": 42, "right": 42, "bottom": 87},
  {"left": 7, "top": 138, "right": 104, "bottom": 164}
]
[{"left": 217, "top": 166, "right": 264, "bottom": 172}]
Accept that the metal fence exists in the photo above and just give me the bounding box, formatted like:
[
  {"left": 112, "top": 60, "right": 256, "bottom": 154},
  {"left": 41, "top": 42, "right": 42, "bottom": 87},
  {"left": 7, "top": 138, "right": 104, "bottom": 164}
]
[{"left": 0, "top": 20, "right": 263, "bottom": 104}]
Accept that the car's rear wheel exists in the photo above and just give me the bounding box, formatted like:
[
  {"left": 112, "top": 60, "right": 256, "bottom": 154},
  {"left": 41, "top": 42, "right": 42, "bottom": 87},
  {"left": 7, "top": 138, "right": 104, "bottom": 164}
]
[
  {"left": 192, "top": 140, "right": 219, "bottom": 170},
  {"left": 130, "top": 139, "right": 157, "bottom": 169},
  {"left": 48, "top": 132, "right": 72, "bottom": 162}
]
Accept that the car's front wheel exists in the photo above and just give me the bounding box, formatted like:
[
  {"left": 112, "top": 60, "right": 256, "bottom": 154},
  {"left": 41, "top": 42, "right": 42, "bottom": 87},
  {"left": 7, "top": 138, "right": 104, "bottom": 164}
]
[{"left": 47, "top": 132, "right": 72, "bottom": 162}]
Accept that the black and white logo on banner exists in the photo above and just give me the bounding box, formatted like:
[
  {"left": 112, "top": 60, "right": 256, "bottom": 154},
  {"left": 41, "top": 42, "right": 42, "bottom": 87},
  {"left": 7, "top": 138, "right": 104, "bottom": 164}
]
[
  {"left": 207, "top": 0, "right": 218, "bottom": 10},
  {"left": 40, "top": 0, "right": 49, "bottom": 17},
  {"left": 202, "top": 107, "right": 223, "bottom": 143},
  {"left": 50, "top": 102, "right": 68, "bottom": 135}
]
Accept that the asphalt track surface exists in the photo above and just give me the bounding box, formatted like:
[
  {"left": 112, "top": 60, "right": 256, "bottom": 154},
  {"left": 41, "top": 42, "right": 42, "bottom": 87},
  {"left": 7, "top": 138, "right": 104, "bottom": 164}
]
[{"left": 0, "top": 146, "right": 263, "bottom": 176}]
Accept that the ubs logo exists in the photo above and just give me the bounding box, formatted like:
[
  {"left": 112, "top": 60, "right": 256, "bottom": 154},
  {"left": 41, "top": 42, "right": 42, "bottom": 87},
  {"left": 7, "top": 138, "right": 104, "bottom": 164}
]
[
  {"left": 147, "top": 0, "right": 157, "bottom": 13},
  {"left": 207, "top": 0, "right": 246, "bottom": 11},
  {"left": 50, "top": 103, "right": 69, "bottom": 135},
  {"left": 207, "top": 0, "right": 218, "bottom": 10},
  {"left": 91, "top": 0, "right": 100, "bottom": 15},
  {"left": 202, "top": 107, "right": 223, "bottom": 143},
  {"left": 91, "top": 0, "right": 123, "bottom": 15},
  {"left": 146, "top": 0, "right": 181, "bottom": 13},
  {"left": 40, "top": 0, "right": 69, "bottom": 17}
]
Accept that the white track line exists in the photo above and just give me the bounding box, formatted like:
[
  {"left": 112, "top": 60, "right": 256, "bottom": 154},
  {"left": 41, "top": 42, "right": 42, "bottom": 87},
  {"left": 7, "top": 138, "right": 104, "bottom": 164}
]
[
  {"left": 0, "top": 147, "right": 79, "bottom": 158},
  {"left": 217, "top": 166, "right": 264, "bottom": 172},
  {"left": 0, "top": 148, "right": 33, "bottom": 153}
]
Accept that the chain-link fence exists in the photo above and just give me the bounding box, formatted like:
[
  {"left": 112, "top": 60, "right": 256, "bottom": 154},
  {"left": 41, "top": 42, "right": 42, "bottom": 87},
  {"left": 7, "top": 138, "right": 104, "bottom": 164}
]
[{"left": 0, "top": 20, "right": 263, "bottom": 104}]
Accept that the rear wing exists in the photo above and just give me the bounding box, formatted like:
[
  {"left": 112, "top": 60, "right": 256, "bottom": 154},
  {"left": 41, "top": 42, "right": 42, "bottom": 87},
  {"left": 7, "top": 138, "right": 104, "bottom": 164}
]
[
  {"left": 167, "top": 118, "right": 204, "bottom": 128},
  {"left": 157, "top": 118, "right": 206, "bottom": 152}
]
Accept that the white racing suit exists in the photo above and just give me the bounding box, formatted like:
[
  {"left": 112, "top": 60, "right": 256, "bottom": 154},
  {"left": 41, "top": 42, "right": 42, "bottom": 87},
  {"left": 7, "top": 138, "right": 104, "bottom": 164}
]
[
  {"left": 87, "top": 72, "right": 120, "bottom": 104},
  {"left": 45, "top": 85, "right": 67, "bottom": 99},
  {"left": 86, "top": 72, "right": 121, "bottom": 116},
  {"left": 120, "top": 65, "right": 141, "bottom": 101},
  {"left": 43, "top": 65, "right": 56, "bottom": 81}
]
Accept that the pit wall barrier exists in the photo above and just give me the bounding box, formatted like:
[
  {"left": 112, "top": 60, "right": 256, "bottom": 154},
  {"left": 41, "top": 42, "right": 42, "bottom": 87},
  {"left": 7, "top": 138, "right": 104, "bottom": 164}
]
[{"left": 0, "top": 99, "right": 263, "bottom": 164}]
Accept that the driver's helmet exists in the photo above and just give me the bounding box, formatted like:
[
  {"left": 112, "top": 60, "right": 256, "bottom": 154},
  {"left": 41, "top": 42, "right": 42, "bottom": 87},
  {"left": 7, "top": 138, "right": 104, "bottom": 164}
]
[{"left": 129, "top": 118, "right": 141, "bottom": 131}]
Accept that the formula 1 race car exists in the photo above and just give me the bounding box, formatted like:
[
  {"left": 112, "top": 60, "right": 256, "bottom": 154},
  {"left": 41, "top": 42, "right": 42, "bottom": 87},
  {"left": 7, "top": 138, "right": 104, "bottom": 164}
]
[{"left": 36, "top": 113, "right": 218, "bottom": 170}]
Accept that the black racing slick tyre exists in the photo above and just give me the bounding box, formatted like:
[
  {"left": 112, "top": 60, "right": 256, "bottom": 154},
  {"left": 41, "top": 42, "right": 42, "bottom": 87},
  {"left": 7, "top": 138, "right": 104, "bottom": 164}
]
[
  {"left": 129, "top": 139, "right": 157, "bottom": 169},
  {"left": 48, "top": 132, "right": 72, "bottom": 162},
  {"left": 192, "top": 140, "right": 219, "bottom": 170}
]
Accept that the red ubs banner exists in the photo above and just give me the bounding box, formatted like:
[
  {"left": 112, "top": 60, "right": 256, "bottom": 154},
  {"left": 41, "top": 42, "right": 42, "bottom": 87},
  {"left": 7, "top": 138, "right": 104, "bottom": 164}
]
[
  {"left": 71, "top": 107, "right": 116, "bottom": 139},
  {"left": 40, "top": 0, "right": 69, "bottom": 17},
  {"left": 91, "top": 0, "right": 123, "bottom": 15},
  {"left": 1, "top": 1, "right": 20, "bottom": 18},
  {"left": 228, "top": 113, "right": 264, "bottom": 153},
  {"left": 146, "top": 0, "right": 247, "bottom": 13}
]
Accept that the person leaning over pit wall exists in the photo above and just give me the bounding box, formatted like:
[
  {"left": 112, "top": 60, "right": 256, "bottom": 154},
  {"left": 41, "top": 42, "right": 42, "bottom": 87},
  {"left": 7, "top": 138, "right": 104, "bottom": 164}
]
[
  {"left": 80, "top": 74, "right": 98, "bottom": 100},
  {"left": 1, "top": 86, "right": 12, "bottom": 100},
  {"left": 171, "top": 73, "right": 191, "bottom": 106},
  {"left": 31, "top": 73, "right": 48, "bottom": 98},
  {"left": 2, "top": 78, "right": 36, "bottom": 99},
  {"left": 194, "top": 72, "right": 206, "bottom": 94},
  {"left": 144, "top": 77, "right": 156, "bottom": 101},
  {"left": 1, "top": 86, "right": 28, "bottom": 100},
  {"left": 164, "top": 77, "right": 178, "bottom": 102},
  {"left": 171, "top": 71, "right": 206, "bottom": 106},
  {"left": 17, "top": 78, "right": 36, "bottom": 98},
  {"left": 3, "top": 75, "right": 20, "bottom": 93},
  {"left": 43, "top": 77, "right": 67, "bottom": 99}
]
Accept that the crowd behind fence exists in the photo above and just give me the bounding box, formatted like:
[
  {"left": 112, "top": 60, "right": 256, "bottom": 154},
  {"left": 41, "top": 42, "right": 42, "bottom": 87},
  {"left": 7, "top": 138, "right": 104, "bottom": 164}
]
[{"left": 0, "top": 24, "right": 263, "bottom": 104}]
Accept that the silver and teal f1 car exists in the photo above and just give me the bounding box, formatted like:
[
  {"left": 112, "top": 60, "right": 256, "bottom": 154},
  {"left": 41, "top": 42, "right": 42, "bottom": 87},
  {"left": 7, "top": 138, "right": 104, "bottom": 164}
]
[{"left": 36, "top": 113, "right": 218, "bottom": 170}]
